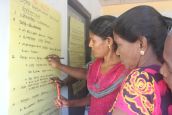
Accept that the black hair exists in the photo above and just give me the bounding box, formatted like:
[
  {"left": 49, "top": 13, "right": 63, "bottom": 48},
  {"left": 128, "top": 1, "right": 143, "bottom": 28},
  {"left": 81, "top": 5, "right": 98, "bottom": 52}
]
[
  {"left": 163, "top": 16, "right": 172, "bottom": 31},
  {"left": 114, "top": 5, "right": 168, "bottom": 62},
  {"left": 89, "top": 15, "right": 117, "bottom": 50}
]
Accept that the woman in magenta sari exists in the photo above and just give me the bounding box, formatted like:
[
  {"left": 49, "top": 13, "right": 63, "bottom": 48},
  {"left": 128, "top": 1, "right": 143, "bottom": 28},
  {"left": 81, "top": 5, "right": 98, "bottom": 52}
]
[
  {"left": 48, "top": 16, "right": 127, "bottom": 115},
  {"left": 110, "top": 6, "right": 172, "bottom": 115}
]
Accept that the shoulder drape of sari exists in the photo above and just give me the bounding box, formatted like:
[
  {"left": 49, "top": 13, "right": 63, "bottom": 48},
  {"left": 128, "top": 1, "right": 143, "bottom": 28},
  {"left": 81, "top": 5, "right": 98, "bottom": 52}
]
[{"left": 87, "top": 59, "right": 127, "bottom": 98}]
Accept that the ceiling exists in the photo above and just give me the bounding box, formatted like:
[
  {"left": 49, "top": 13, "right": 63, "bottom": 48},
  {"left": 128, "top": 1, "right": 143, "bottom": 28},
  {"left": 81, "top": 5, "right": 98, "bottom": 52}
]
[{"left": 99, "top": 0, "right": 172, "bottom": 6}]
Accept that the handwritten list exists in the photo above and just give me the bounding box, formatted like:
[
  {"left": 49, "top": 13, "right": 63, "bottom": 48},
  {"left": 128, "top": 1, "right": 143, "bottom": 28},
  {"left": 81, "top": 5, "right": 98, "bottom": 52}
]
[
  {"left": 69, "top": 17, "right": 86, "bottom": 95},
  {"left": 9, "top": 0, "right": 61, "bottom": 115},
  {"left": 69, "top": 17, "right": 85, "bottom": 67}
]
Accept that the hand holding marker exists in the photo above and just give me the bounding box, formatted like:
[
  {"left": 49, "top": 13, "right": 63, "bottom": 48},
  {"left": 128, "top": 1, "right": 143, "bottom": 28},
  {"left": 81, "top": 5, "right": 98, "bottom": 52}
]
[
  {"left": 45, "top": 56, "right": 64, "bottom": 59},
  {"left": 47, "top": 54, "right": 64, "bottom": 105},
  {"left": 49, "top": 77, "right": 64, "bottom": 100}
]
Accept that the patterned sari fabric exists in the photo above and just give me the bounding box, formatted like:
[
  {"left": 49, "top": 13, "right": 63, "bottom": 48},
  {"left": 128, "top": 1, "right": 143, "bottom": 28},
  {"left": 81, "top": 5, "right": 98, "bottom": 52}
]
[
  {"left": 113, "top": 65, "right": 172, "bottom": 115},
  {"left": 87, "top": 59, "right": 127, "bottom": 115}
]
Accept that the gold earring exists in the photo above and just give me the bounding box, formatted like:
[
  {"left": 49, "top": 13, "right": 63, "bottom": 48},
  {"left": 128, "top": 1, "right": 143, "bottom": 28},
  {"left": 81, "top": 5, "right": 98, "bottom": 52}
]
[
  {"left": 108, "top": 44, "right": 111, "bottom": 49},
  {"left": 140, "top": 50, "right": 145, "bottom": 55}
]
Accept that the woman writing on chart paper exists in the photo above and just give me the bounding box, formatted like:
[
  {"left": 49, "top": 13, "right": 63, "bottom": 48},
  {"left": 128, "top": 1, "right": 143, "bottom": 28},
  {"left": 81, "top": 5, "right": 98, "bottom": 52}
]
[{"left": 47, "top": 15, "right": 128, "bottom": 115}]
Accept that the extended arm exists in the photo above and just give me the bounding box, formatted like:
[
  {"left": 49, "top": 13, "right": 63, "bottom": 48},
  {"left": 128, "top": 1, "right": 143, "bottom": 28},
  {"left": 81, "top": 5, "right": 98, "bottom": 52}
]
[
  {"left": 47, "top": 54, "right": 87, "bottom": 80},
  {"left": 54, "top": 95, "right": 90, "bottom": 108}
]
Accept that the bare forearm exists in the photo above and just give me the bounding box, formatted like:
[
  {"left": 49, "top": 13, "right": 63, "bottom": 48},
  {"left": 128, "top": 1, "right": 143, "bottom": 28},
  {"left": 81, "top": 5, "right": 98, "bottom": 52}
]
[{"left": 57, "top": 64, "right": 87, "bottom": 80}]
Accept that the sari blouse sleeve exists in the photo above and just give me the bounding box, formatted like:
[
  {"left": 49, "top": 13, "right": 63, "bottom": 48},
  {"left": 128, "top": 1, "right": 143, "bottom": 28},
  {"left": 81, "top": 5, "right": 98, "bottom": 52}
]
[{"left": 114, "top": 68, "right": 157, "bottom": 115}]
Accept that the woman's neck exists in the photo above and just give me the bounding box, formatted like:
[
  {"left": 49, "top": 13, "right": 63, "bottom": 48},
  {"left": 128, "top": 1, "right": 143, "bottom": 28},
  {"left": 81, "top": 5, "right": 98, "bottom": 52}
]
[
  {"left": 138, "top": 48, "right": 161, "bottom": 67},
  {"left": 100, "top": 53, "right": 120, "bottom": 74},
  {"left": 103, "top": 52, "right": 120, "bottom": 66}
]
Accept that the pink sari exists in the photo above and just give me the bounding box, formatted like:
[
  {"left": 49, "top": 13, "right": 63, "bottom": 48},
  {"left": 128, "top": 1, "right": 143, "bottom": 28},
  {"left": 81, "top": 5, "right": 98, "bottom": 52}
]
[
  {"left": 113, "top": 65, "right": 172, "bottom": 115},
  {"left": 87, "top": 59, "right": 127, "bottom": 115}
]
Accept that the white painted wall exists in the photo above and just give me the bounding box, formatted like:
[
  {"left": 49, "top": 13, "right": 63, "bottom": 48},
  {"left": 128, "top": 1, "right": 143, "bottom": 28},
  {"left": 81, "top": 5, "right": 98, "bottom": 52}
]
[
  {"left": 78, "top": 0, "right": 102, "bottom": 19},
  {"left": 0, "top": 0, "right": 10, "bottom": 115}
]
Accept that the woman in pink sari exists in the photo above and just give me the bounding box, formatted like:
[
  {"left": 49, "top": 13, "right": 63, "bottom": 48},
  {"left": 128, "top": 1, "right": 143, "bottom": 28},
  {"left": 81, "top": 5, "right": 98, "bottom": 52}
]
[
  {"left": 110, "top": 6, "right": 172, "bottom": 115},
  {"left": 48, "top": 15, "right": 127, "bottom": 115}
]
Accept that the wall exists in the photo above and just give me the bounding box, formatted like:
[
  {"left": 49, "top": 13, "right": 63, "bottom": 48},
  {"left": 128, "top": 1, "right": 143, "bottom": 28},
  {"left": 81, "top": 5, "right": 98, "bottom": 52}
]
[
  {"left": 0, "top": 1, "right": 10, "bottom": 115},
  {"left": 78, "top": 0, "right": 102, "bottom": 19},
  {"left": 0, "top": 0, "right": 68, "bottom": 114},
  {"left": 102, "top": 1, "right": 172, "bottom": 17}
]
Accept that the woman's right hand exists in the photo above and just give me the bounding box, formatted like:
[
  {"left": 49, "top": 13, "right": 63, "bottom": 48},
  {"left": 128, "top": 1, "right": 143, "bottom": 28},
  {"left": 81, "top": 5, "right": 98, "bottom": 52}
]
[
  {"left": 54, "top": 96, "right": 70, "bottom": 108},
  {"left": 47, "top": 54, "right": 62, "bottom": 68}
]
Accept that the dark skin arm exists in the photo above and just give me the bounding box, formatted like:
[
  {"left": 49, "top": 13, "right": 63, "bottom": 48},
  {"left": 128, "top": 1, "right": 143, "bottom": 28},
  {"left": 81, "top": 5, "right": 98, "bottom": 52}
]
[
  {"left": 47, "top": 54, "right": 87, "bottom": 80},
  {"left": 54, "top": 95, "right": 90, "bottom": 108}
]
